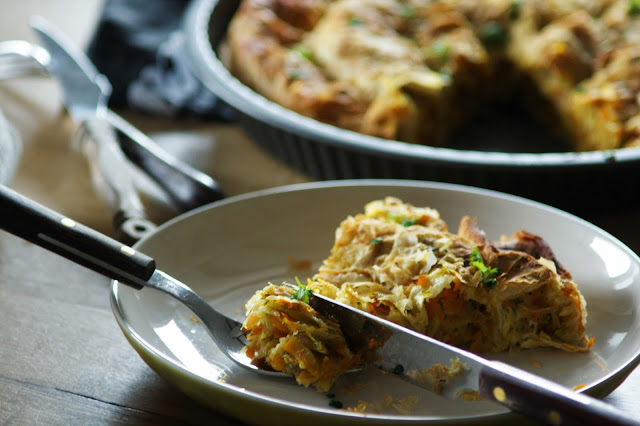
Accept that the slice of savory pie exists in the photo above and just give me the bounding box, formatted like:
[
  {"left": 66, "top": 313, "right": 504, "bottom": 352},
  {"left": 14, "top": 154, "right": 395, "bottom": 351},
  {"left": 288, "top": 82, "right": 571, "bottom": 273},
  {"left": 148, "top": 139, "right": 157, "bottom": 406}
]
[{"left": 242, "top": 197, "right": 592, "bottom": 391}]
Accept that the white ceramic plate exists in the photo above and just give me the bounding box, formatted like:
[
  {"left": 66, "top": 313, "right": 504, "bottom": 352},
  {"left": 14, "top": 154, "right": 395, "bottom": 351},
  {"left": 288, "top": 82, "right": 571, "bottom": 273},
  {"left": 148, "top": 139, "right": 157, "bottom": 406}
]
[{"left": 110, "top": 180, "right": 640, "bottom": 425}]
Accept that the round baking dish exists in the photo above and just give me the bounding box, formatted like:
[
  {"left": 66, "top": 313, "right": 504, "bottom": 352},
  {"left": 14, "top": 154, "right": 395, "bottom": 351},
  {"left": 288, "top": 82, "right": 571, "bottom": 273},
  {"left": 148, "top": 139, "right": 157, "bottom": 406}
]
[{"left": 183, "top": 0, "right": 640, "bottom": 214}]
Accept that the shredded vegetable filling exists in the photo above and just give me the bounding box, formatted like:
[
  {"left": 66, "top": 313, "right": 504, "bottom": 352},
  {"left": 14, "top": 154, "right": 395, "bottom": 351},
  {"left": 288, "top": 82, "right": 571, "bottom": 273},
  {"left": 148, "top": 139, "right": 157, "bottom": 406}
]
[{"left": 242, "top": 197, "right": 592, "bottom": 392}]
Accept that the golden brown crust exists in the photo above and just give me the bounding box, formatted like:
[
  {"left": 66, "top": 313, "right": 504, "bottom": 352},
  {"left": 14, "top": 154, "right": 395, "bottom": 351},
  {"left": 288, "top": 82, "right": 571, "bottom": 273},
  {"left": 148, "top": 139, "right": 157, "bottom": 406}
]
[
  {"left": 226, "top": 0, "right": 368, "bottom": 129},
  {"left": 226, "top": 0, "right": 640, "bottom": 151}
]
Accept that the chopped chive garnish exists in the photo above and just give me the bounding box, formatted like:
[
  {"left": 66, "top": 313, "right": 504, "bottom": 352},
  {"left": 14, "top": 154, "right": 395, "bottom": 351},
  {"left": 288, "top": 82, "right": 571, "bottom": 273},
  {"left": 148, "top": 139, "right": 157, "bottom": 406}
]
[
  {"left": 401, "top": 218, "right": 418, "bottom": 227},
  {"left": 480, "top": 22, "right": 508, "bottom": 47},
  {"left": 287, "top": 69, "right": 307, "bottom": 80},
  {"left": 400, "top": 3, "right": 416, "bottom": 19},
  {"left": 293, "top": 45, "right": 313, "bottom": 61},
  {"left": 290, "top": 277, "right": 313, "bottom": 303},
  {"left": 348, "top": 16, "right": 365, "bottom": 26},
  {"left": 509, "top": 0, "right": 522, "bottom": 20},
  {"left": 430, "top": 41, "right": 450, "bottom": 62},
  {"left": 471, "top": 247, "right": 501, "bottom": 288}
]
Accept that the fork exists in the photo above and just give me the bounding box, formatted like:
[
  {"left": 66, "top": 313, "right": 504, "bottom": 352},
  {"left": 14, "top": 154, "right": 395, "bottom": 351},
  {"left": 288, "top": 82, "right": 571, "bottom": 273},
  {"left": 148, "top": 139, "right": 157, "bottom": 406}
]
[
  {"left": 0, "top": 183, "right": 273, "bottom": 376},
  {"left": 0, "top": 40, "right": 49, "bottom": 79}
]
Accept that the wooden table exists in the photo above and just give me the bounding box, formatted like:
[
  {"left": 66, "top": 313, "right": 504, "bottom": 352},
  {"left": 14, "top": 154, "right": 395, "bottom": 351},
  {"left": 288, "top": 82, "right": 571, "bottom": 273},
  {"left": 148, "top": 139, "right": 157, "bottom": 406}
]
[{"left": 0, "top": 1, "right": 638, "bottom": 424}]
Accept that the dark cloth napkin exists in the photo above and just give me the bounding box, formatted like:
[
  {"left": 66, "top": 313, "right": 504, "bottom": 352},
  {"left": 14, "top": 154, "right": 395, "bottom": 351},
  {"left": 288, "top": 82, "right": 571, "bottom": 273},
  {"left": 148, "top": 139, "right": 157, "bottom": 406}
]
[{"left": 87, "top": 0, "right": 234, "bottom": 121}]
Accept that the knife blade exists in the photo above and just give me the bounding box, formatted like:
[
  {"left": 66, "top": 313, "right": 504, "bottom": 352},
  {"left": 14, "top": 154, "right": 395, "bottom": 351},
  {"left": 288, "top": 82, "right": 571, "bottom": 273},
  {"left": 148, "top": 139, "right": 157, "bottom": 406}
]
[
  {"left": 308, "top": 291, "right": 638, "bottom": 426},
  {"left": 30, "top": 16, "right": 155, "bottom": 244}
]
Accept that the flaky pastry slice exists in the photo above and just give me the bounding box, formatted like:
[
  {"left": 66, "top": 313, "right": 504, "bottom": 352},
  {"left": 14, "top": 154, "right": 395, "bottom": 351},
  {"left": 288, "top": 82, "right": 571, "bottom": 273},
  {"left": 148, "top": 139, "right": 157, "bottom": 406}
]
[{"left": 242, "top": 198, "right": 592, "bottom": 391}]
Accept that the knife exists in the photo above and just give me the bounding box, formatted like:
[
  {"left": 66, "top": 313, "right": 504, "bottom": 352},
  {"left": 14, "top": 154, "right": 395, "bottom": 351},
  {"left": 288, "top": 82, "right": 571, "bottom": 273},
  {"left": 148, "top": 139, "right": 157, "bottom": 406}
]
[
  {"left": 308, "top": 291, "right": 638, "bottom": 426},
  {"left": 30, "top": 15, "right": 155, "bottom": 244},
  {"left": 107, "top": 111, "right": 225, "bottom": 212}
]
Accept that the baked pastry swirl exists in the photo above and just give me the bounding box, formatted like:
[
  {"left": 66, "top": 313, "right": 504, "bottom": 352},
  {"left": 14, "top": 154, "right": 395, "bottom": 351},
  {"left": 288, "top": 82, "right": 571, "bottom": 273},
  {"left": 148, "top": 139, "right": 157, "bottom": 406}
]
[{"left": 225, "top": 0, "right": 640, "bottom": 151}]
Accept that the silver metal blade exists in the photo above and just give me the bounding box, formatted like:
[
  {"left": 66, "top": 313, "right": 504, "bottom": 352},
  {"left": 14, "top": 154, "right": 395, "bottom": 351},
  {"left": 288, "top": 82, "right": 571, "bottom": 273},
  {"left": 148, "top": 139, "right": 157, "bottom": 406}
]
[
  {"left": 308, "top": 291, "right": 491, "bottom": 398},
  {"left": 30, "top": 15, "right": 110, "bottom": 120}
]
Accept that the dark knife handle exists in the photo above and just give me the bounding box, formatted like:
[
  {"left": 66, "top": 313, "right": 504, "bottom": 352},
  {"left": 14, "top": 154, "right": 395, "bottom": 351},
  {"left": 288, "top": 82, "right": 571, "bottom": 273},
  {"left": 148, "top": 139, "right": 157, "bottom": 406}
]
[
  {"left": 80, "top": 116, "right": 156, "bottom": 244},
  {"left": 0, "top": 184, "right": 154, "bottom": 289},
  {"left": 480, "top": 361, "right": 638, "bottom": 426},
  {"left": 107, "top": 112, "right": 225, "bottom": 212}
]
